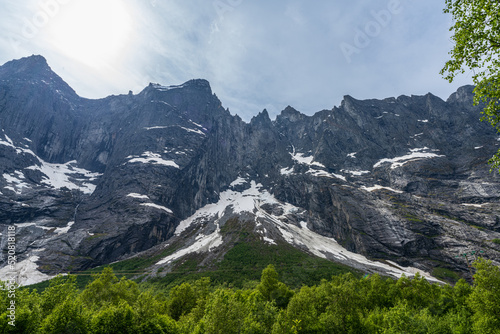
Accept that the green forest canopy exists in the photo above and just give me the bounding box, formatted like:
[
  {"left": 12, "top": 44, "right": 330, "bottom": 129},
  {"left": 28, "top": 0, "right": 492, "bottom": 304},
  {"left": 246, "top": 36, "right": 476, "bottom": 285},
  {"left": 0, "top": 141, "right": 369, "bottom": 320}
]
[{"left": 1, "top": 259, "right": 499, "bottom": 333}]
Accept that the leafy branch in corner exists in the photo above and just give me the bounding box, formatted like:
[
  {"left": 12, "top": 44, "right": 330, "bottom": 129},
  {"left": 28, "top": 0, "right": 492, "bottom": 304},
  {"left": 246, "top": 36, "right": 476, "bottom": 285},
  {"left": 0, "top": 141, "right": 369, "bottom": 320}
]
[{"left": 441, "top": 0, "right": 500, "bottom": 172}]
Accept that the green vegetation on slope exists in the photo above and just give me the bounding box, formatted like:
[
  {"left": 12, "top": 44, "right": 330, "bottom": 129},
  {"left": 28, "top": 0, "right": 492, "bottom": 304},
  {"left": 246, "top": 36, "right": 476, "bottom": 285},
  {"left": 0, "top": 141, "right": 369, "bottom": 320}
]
[
  {"left": 144, "top": 239, "right": 360, "bottom": 291},
  {"left": 41, "top": 218, "right": 361, "bottom": 292}
]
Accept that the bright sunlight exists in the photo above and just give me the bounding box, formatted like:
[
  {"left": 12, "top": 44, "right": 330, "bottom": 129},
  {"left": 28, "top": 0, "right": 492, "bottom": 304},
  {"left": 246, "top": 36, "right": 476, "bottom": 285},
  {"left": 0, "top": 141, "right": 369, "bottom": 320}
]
[{"left": 47, "top": 0, "right": 133, "bottom": 68}]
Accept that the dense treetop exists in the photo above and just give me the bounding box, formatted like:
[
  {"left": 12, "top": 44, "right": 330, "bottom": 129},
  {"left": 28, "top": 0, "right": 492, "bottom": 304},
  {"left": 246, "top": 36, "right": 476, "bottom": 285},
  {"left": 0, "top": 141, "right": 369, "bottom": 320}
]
[{"left": 1, "top": 259, "right": 499, "bottom": 333}]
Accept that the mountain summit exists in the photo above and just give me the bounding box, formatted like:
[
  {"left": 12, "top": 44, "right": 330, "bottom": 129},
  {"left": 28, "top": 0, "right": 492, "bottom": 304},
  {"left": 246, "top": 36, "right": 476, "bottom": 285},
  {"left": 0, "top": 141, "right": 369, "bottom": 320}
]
[{"left": 1, "top": 56, "right": 499, "bottom": 285}]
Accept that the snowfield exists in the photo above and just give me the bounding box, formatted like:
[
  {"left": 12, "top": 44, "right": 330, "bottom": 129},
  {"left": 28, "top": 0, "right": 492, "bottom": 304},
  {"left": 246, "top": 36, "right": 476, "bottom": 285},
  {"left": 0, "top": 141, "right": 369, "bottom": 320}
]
[
  {"left": 157, "top": 178, "right": 440, "bottom": 282},
  {"left": 1, "top": 133, "right": 101, "bottom": 195},
  {"left": 374, "top": 148, "right": 445, "bottom": 169},
  {"left": 26, "top": 160, "right": 101, "bottom": 194},
  {"left": 126, "top": 152, "right": 180, "bottom": 168},
  {"left": 0, "top": 256, "right": 53, "bottom": 286}
]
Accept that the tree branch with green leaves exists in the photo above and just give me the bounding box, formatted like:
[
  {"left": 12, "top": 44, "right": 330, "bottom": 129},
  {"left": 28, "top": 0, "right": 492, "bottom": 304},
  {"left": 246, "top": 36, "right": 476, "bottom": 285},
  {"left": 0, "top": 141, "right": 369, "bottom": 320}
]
[{"left": 441, "top": 0, "right": 500, "bottom": 172}]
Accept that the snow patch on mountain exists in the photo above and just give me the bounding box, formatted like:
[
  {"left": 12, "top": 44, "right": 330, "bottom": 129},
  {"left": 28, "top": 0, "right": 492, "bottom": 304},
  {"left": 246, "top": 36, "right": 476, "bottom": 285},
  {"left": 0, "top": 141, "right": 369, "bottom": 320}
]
[
  {"left": 157, "top": 224, "right": 223, "bottom": 265},
  {"left": 174, "top": 181, "right": 271, "bottom": 236},
  {"left": 127, "top": 193, "right": 150, "bottom": 200},
  {"left": 0, "top": 133, "right": 37, "bottom": 157},
  {"left": 307, "top": 169, "right": 346, "bottom": 181},
  {"left": 26, "top": 160, "right": 101, "bottom": 194},
  {"left": 230, "top": 177, "right": 247, "bottom": 187},
  {"left": 0, "top": 134, "right": 15, "bottom": 148},
  {"left": 150, "top": 100, "right": 173, "bottom": 107},
  {"left": 291, "top": 152, "right": 325, "bottom": 168},
  {"left": 144, "top": 126, "right": 170, "bottom": 130},
  {"left": 341, "top": 169, "right": 370, "bottom": 177},
  {"left": 145, "top": 125, "right": 205, "bottom": 136},
  {"left": 188, "top": 120, "right": 207, "bottom": 131},
  {"left": 14, "top": 222, "right": 52, "bottom": 231},
  {"left": 461, "top": 203, "right": 485, "bottom": 208},
  {"left": 179, "top": 127, "right": 205, "bottom": 136},
  {"left": 1, "top": 135, "right": 101, "bottom": 195},
  {"left": 361, "top": 185, "right": 403, "bottom": 193},
  {"left": 374, "top": 148, "right": 444, "bottom": 169},
  {"left": 127, "top": 152, "right": 180, "bottom": 168},
  {"left": 55, "top": 221, "right": 74, "bottom": 235},
  {"left": 127, "top": 193, "right": 173, "bottom": 213},
  {"left": 0, "top": 256, "right": 53, "bottom": 286},
  {"left": 347, "top": 152, "right": 357, "bottom": 158},
  {"left": 2, "top": 172, "right": 30, "bottom": 194},
  {"left": 141, "top": 203, "right": 173, "bottom": 214}
]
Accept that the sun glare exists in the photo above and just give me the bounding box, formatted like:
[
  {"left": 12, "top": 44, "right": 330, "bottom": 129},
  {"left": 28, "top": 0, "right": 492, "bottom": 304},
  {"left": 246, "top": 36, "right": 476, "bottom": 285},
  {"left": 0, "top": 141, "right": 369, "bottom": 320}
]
[{"left": 48, "top": 0, "right": 133, "bottom": 68}]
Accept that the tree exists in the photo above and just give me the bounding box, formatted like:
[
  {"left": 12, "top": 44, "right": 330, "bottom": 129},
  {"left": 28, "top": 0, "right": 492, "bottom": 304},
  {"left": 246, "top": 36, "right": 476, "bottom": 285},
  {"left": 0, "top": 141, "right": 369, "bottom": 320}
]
[
  {"left": 257, "top": 265, "right": 293, "bottom": 309},
  {"left": 39, "top": 299, "right": 89, "bottom": 334},
  {"left": 441, "top": 0, "right": 500, "bottom": 171},
  {"left": 241, "top": 290, "right": 278, "bottom": 334},
  {"left": 197, "top": 288, "right": 247, "bottom": 334},
  {"left": 317, "top": 274, "right": 365, "bottom": 333},
  {"left": 0, "top": 285, "right": 42, "bottom": 334},
  {"left": 467, "top": 258, "right": 500, "bottom": 333},
  {"left": 272, "top": 285, "right": 324, "bottom": 333},
  {"left": 258, "top": 265, "right": 280, "bottom": 302},
  {"left": 79, "top": 267, "right": 139, "bottom": 310},
  {"left": 135, "top": 314, "right": 179, "bottom": 334},
  {"left": 90, "top": 302, "right": 136, "bottom": 334},
  {"left": 167, "top": 282, "right": 197, "bottom": 321},
  {"left": 40, "top": 275, "right": 78, "bottom": 318},
  {"left": 380, "top": 301, "right": 429, "bottom": 334}
]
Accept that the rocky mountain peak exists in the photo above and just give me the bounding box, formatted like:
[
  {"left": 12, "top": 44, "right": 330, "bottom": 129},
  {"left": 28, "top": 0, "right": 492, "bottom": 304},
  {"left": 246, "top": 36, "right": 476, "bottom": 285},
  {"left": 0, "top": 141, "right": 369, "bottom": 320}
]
[
  {"left": 184, "top": 78, "right": 212, "bottom": 89},
  {"left": 145, "top": 78, "right": 212, "bottom": 94},
  {"left": 2, "top": 54, "right": 48, "bottom": 71},
  {"left": 339, "top": 95, "right": 358, "bottom": 113},
  {"left": 446, "top": 84, "right": 475, "bottom": 105},
  {"left": 0, "top": 55, "right": 77, "bottom": 98},
  {"left": 276, "top": 105, "right": 305, "bottom": 123},
  {"left": 250, "top": 109, "right": 272, "bottom": 126},
  {"left": 1, "top": 55, "right": 52, "bottom": 80}
]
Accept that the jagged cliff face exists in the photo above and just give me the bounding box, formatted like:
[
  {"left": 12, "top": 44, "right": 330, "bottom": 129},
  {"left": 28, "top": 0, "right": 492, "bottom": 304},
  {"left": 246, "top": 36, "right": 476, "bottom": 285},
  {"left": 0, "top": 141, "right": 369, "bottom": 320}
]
[{"left": 1, "top": 56, "right": 499, "bottom": 285}]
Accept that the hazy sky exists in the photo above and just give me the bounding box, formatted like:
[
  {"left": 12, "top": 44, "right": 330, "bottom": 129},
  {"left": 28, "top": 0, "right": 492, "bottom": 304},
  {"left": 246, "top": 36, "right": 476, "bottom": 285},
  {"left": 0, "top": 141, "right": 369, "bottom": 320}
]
[{"left": 0, "top": 0, "right": 472, "bottom": 121}]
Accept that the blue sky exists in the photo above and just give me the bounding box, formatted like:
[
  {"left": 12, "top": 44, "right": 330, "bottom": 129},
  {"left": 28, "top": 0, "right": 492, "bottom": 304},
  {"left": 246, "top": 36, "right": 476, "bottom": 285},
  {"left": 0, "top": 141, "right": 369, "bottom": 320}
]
[{"left": 0, "top": 0, "right": 471, "bottom": 121}]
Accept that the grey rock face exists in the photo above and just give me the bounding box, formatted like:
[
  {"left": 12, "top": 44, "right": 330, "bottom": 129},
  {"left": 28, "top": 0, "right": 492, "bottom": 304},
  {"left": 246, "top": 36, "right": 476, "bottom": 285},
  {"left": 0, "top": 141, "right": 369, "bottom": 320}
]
[{"left": 1, "top": 56, "right": 499, "bottom": 284}]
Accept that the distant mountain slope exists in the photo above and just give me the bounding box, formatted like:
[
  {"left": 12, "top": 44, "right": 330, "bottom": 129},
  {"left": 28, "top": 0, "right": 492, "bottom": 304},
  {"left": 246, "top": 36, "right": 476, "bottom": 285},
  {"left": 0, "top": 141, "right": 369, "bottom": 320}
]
[{"left": 1, "top": 55, "right": 499, "bottom": 285}]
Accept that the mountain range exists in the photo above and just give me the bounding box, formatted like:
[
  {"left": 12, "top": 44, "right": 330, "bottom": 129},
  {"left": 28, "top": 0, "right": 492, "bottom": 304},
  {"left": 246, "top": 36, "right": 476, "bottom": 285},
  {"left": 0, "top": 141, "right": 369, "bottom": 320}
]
[{"left": 1, "top": 55, "right": 500, "bottom": 286}]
